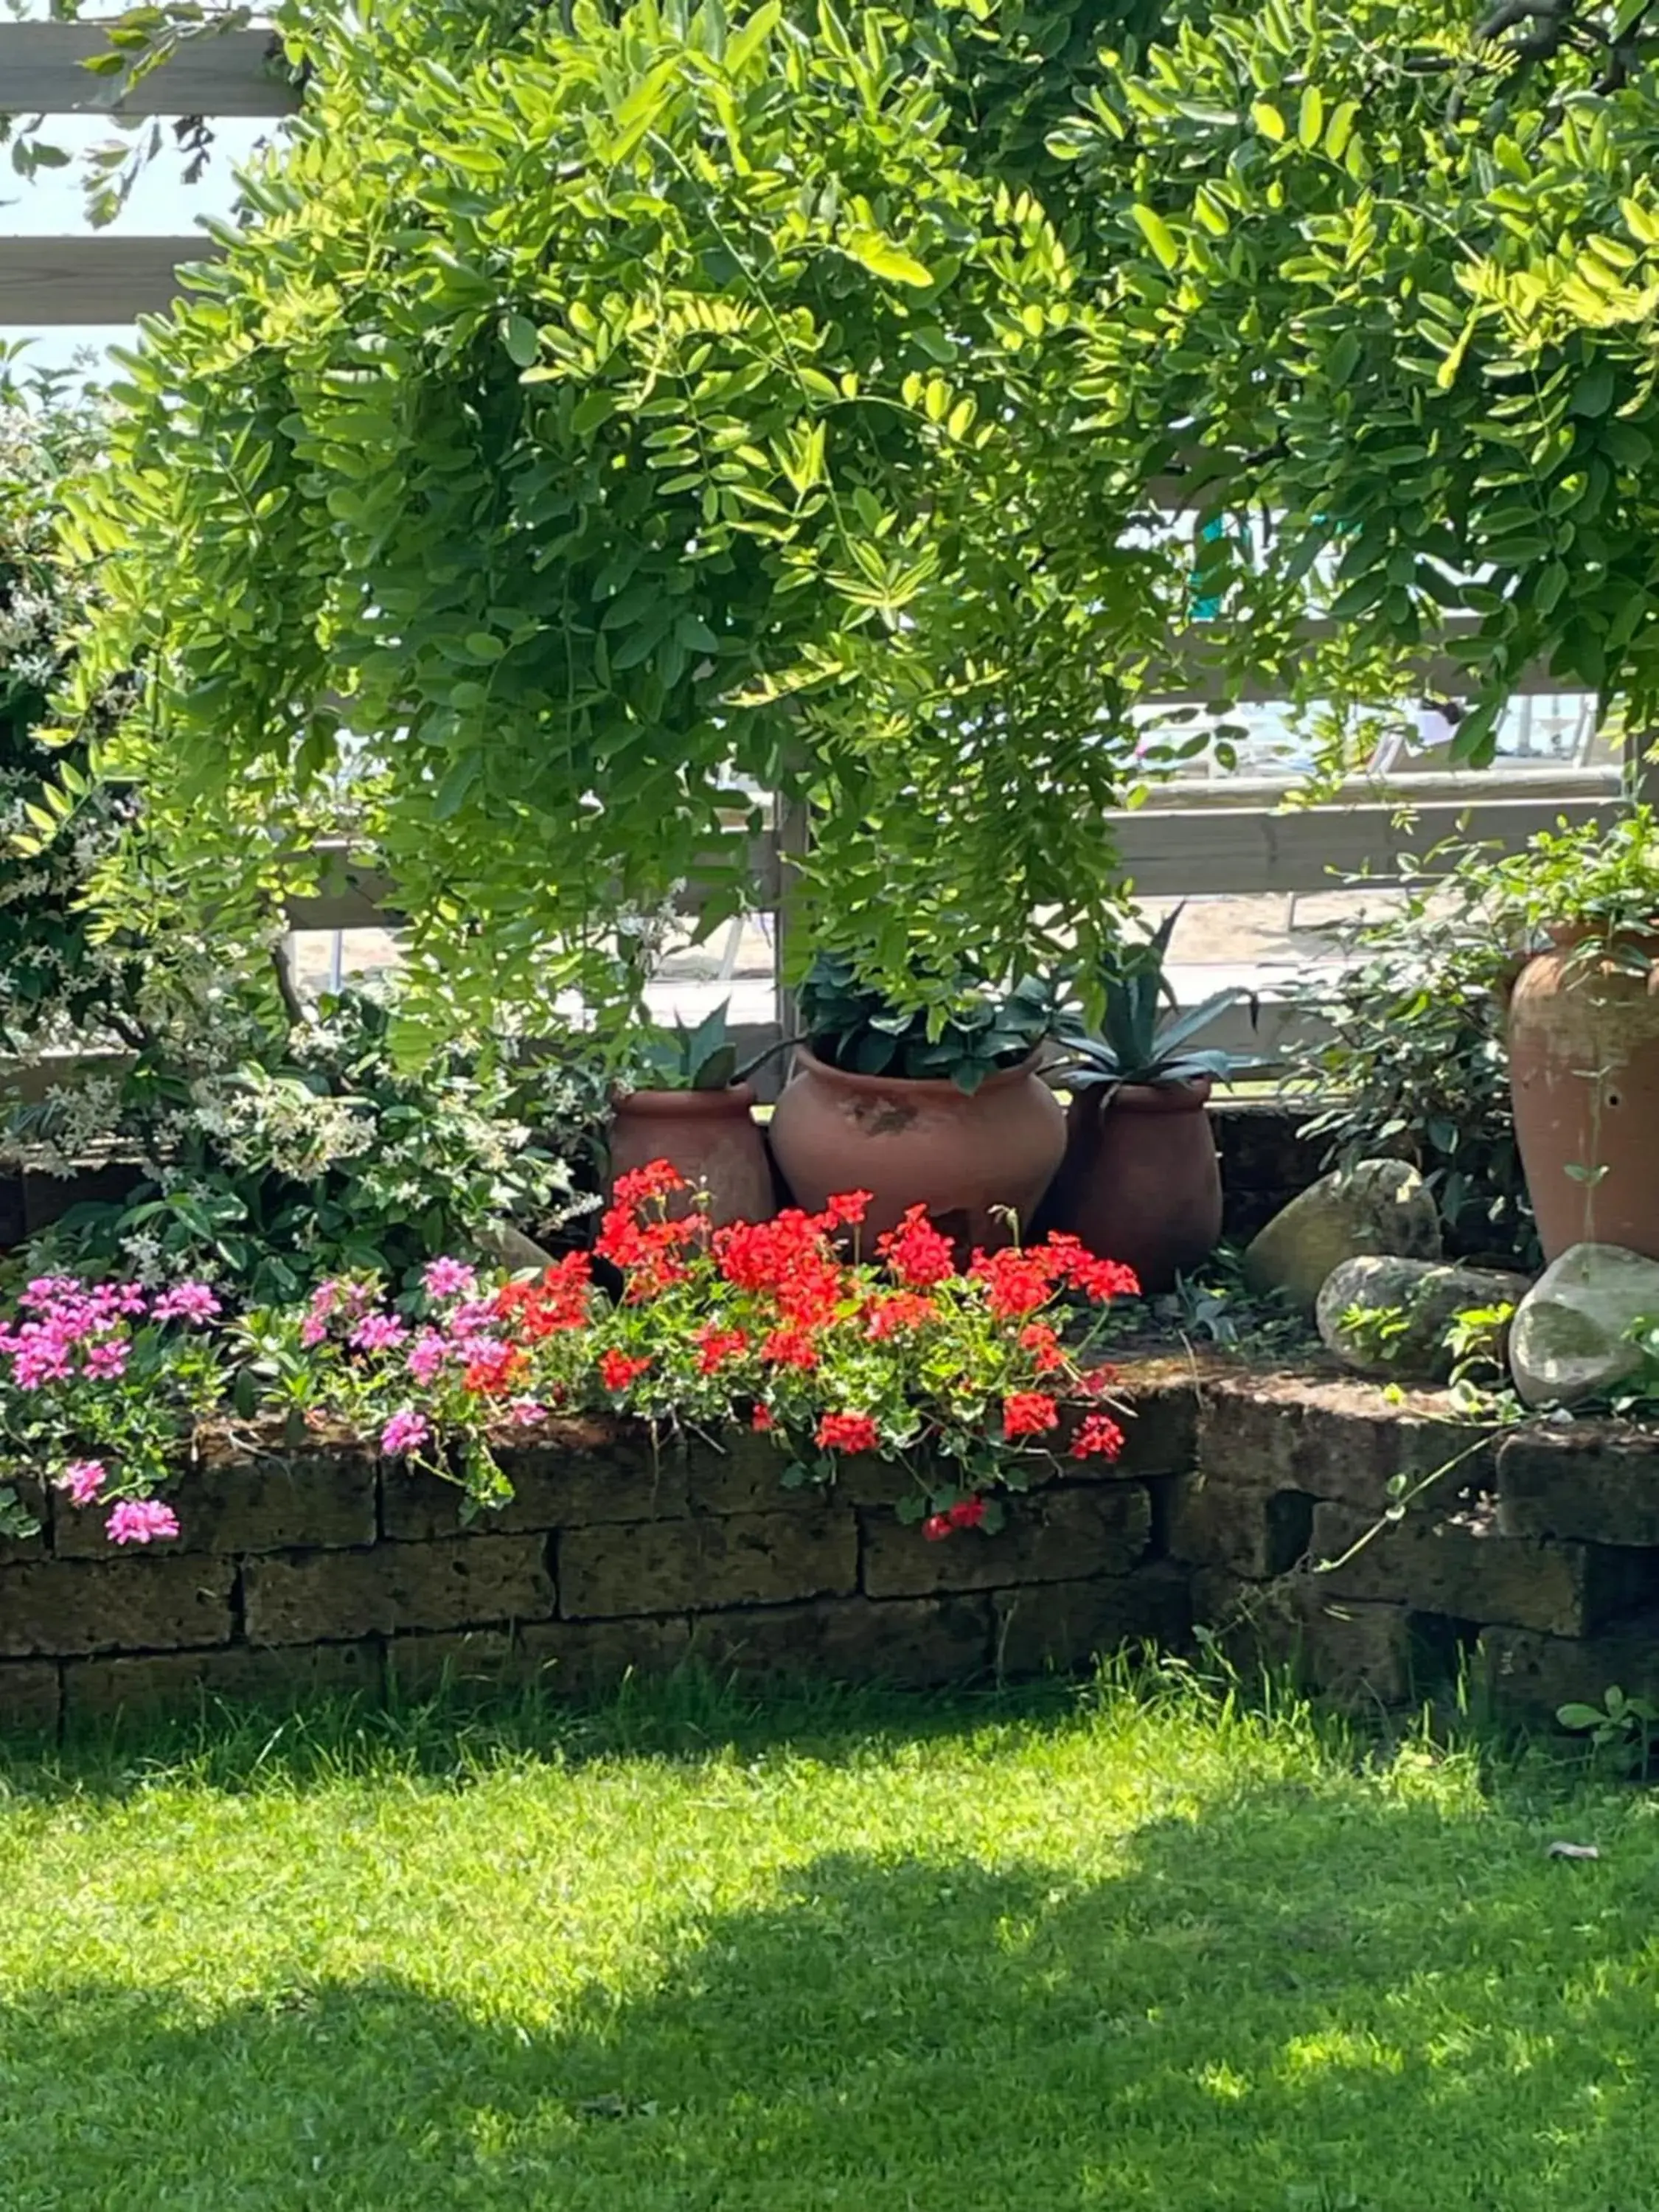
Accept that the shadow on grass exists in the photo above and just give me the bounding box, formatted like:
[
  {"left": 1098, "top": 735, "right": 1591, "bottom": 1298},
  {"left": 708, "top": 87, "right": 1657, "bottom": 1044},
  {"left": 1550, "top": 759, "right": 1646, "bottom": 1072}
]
[
  {"left": 3, "top": 1784, "right": 1647, "bottom": 2211},
  {"left": 0, "top": 1666, "right": 1094, "bottom": 1806}
]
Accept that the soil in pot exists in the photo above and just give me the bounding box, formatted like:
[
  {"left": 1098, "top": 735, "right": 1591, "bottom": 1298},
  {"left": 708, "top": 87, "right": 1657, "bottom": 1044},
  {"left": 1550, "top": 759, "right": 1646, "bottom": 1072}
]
[
  {"left": 1051, "top": 1079, "right": 1222, "bottom": 1293},
  {"left": 608, "top": 1084, "right": 775, "bottom": 1228},
  {"left": 766, "top": 1046, "right": 1065, "bottom": 1253},
  {"left": 1507, "top": 929, "right": 1659, "bottom": 1262}
]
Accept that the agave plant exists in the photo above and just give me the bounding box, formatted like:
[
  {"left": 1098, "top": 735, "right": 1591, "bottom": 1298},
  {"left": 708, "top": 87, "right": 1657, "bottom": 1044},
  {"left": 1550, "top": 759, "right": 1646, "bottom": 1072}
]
[
  {"left": 633, "top": 1000, "right": 790, "bottom": 1092},
  {"left": 1054, "top": 908, "right": 1258, "bottom": 1091}
]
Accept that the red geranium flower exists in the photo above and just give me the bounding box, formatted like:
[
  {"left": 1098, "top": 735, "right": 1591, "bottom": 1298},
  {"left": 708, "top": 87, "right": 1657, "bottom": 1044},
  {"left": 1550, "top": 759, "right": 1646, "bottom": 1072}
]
[
  {"left": 865, "top": 1291, "right": 939, "bottom": 1341},
  {"left": 751, "top": 1404, "right": 776, "bottom": 1433},
  {"left": 923, "top": 1512, "right": 953, "bottom": 1541},
  {"left": 1033, "top": 1234, "right": 1138, "bottom": 1303},
  {"left": 1018, "top": 1321, "right": 1066, "bottom": 1374},
  {"left": 694, "top": 1325, "right": 749, "bottom": 1374},
  {"left": 1070, "top": 1412, "right": 1126, "bottom": 1461},
  {"left": 495, "top": 1251, "right": 592, "bottom": 1338},
  {"left": 970, "top": 1242, "right": 1064, "bottom": 1319},
  {"left": 815, "top": 1411, "right": 880, "bottom": 1454},
  {"left": 759, "top": 1325, "right": 821, "bottom": 1371},
  {"left": 460, "top": 1342, "right": 528, "bottom": 1397},
  {"left": 714, "top": 1211, "right": 849, "bottom": 1326},
  {"left": 611, "top": 1159, "right": 686, "bottom": 1209},
  {"left": 948, "top": 1495, "right": 987, "bottom": 1530},
  {"left": 1003, "top": 1391, "right": 1059, "bottom": 1438},
  {"left": 823, "top": 1189, "right": 874, "bottom": 1228},
  {"left": 597, "top": 1348, "right": 652, "bottom": 1393},
  {"left": 876, "top": 1206, "right": 956, "bottom": 1290}
]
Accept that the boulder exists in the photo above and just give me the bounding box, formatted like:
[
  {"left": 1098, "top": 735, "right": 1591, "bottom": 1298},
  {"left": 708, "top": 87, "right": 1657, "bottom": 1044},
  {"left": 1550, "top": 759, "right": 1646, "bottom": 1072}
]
[
  {"left": 1509, "top": 1243, "right": 1659, "bottom": 1409},
  {"left": 481, "top": 1221, "right": 557, "bottom": 1274},
  {"left": 1242, "top": 1160, "right": 1441, "bottom": 1313},
  {"left": 1315, "top": 1255, "right": 1531, "bottom": 1381}
]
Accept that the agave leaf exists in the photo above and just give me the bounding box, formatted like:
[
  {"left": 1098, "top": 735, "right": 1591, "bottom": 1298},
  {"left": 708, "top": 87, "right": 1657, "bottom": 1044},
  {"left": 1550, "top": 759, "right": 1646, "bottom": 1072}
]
[
  {"left": 693, "top": 1043, "right": 740, "bottom": 1090},
  {"left": 1151, "top": 988, "right": 1251, "bottom": 1058},
  {"left": 684, "top": 998, "right": 731, "bottom": 1077}
]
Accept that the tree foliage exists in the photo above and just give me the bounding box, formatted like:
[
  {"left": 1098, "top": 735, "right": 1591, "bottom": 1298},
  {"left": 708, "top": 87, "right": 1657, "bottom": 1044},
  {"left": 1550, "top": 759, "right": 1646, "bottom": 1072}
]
[
  {"left": 1057, "top": 0, "right": 1659, "bottom": 756},
  {"left": 62, "top": 0, "right": 1193, "bottom": 1045},
  {"left": 32, "top": 0, "right": 1659, "bottom": 1055}
]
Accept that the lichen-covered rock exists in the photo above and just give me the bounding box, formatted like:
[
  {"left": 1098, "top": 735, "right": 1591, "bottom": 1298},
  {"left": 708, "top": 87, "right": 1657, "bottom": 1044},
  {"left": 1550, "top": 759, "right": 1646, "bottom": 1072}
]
[
  {"left": 1508, "top": 1242, "right": 1659, "bottom": 1408},
  {"left": 1315, "top": 1256, "right": 1530, "bottom": 1381},
  {"left": 1242, "top": 1160, "right": 1441, "bottom": 1312}
]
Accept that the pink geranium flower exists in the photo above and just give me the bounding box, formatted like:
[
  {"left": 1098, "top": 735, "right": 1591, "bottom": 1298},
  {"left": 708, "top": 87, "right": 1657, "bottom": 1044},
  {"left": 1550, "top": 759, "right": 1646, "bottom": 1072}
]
[
  {"left": 58, "top": 1458, "right": 107, "bottom": 1506},
  {"left": 380, "top": 1408, "right": 431, "bottom": 1456},
  {"left": 350, "top": 1312, "right": 409, "bottom": 1354},
  {"left": 422, "top": 1258, "right": 477, "bottom": 1300},
  {"left": 106, "top": 1498, "right": 180, "bottom": 1545},
  {"left": 153, "top": 1281, "right": 222, "bottom": 1325}
]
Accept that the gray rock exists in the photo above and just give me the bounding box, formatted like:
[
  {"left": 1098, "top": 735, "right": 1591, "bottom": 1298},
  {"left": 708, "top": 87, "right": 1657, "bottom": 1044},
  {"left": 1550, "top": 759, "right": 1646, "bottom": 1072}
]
[
  {"left": 1509, "top": 1243, "right": 1659, "bottom": 1409},
  {"left": 481, "top": 1221, "right": 557, "bottom": 1274},
  {"left": 1315, "top": 1255, "right": 1531, "bottom": 1381},
  {"left": 1242, "top": 1160, "right": 1441, "bottom": 1313}
]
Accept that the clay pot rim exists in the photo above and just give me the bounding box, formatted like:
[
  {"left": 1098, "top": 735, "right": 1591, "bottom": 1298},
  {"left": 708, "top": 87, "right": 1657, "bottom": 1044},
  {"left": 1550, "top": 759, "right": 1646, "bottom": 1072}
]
[
  {"left": 1542, "top": 919, "right": 1659, "bottom": 954},
  {"left": 612, "top": 1082, "right": 757, "bottom": 1116},
  {"left": 791, "top": 1042, "right": 1046, "bottom": 1100},
  {"left": 1089, "top": 1075, "right": 1214, "bottom": 1115}
]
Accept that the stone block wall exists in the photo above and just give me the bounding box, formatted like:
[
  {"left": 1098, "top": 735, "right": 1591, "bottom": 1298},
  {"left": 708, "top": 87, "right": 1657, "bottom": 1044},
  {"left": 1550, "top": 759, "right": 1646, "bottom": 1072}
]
[{"left": 4, "top": 1368, "right": 1658, "bottom": 1737}]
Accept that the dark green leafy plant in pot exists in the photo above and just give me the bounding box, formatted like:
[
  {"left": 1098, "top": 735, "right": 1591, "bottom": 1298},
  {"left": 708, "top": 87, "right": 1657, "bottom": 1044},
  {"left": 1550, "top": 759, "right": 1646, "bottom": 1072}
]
[
  {"left": 768, "top": 953, "right": 1070, "bottom": 1248},
  {"left": 796, "top": 953, "right": 1062, "bottom": 1096}
]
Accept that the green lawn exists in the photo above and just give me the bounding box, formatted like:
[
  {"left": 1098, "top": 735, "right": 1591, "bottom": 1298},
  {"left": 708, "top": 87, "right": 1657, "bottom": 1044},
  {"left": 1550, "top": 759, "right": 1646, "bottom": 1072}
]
[{"left": 3, "top": 1666, "right": 1656, "bottom": 2212}]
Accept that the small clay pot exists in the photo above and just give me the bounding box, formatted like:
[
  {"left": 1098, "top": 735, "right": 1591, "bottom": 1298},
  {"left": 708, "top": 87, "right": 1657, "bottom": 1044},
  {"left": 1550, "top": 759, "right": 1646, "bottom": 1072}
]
[
  {"left": 1056, "top": 1078, "right": 1222, "bottom": 1293},
  {"left": 1507, "top": 925, "right": 1659, "bottom": 1262},
  {"left": 765, "top": 1045, "right": 1066, "bottom": 1253},
  {"left": 607, "top": 1085, "right": 775, "bottom": 1228}
]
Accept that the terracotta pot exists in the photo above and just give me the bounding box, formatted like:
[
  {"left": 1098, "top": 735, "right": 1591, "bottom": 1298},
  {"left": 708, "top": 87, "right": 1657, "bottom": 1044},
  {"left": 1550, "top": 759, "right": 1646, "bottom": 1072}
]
[
  {"left": 1506, "top": 925, "right": 1659, "bottom": 1262},
  {"left": 767, "top": 1045, "right": 1066, "bottom": 1252},
  {"left": 1054, "top": 1078, "right": 1221, "bottom": 1293},
  {"left": 607, "top": 1085, "right": 775, "bottom": 1228}
]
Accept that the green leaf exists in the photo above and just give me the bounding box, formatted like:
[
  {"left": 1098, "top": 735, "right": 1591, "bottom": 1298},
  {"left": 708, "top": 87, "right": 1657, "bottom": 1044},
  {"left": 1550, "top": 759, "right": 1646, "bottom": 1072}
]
[
  {"left": 841, "top": 227, "right": 933, "bottom": 288},
  {"left": 433, "top": 753, "right": 480, "bottom": 820},
  {"left": 1297, "top": 86, "right": 1324, "bottom": 150},
  {"left": 1251, "top": 101, "right": 1287, "bottom": 143},
  {"left": 501, "top": 314, "right": 540, "bottom": 369},
  {"left": 725, "top": 0, "right": 782, "bottom": 73},
  {"left": 1557, "top": 1703, "right": 1608, "bottom": 1731},
  {"left": 1130, "top": 205, "right": 1180, "bottom": 271},
  {"left": 1324, "top": 100, "right": 1360, "bottom": 161},
  {"left": 1327, "top": 328, "right": 1362, "bottom": 386},
  {"left": 1571, "top": 363, "right": 1616, "bottom": 418}
]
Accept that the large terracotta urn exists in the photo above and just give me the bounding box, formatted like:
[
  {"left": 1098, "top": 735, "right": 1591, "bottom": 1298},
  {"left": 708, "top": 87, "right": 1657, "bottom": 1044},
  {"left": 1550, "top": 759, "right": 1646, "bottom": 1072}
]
[
  {"left": 766, "top": 1046, "right": 1066, "bottom": 1252},
  {"left": 1506, "top": 928, "right": 1659, "bottom": 1262},
  {"left": 607, "top": 1085, "right": 775, "bottom": 1227},
  {"left": 1053, "top": 1077, "right": 1222, "bottom": 1293}
]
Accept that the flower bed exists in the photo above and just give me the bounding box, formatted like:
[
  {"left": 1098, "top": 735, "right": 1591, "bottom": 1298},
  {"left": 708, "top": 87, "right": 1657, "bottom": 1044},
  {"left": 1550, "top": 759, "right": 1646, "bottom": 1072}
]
[
  {"left": 7, "top": 1164, "right": 1659, "bottom": 1741},
  {"left": 2, "top": 1165, "right": 1139, "bottom": 1557},
  {"left": 4, "top": 1358, "right": 1659, "bottom": 1737}
]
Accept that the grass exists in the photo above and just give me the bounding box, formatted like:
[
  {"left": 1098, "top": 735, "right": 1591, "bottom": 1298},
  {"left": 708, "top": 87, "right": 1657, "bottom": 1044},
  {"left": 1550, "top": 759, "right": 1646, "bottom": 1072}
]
[{"left": 3, "top": 1662, "right": 1658, "bottom": 2212}]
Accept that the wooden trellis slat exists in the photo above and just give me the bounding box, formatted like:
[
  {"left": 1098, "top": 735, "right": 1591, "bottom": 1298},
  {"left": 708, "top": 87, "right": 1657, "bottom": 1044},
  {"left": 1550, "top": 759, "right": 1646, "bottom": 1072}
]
[{"left": 0, "top": 23, "right": 296, "bottom": 118}]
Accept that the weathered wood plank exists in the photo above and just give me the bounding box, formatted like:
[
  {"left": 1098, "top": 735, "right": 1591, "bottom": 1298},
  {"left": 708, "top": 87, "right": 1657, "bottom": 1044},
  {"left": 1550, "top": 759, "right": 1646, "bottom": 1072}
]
[
  {"left": 1110, "top": 791, "right": 1610, "bottom": 898},
  {"left": 0, "top": 24, "right": 296, "bottom": 118},
  {"left": 283, "top": 776, "right": 1608, "bottom": 931},
  {"left": 0, "top": 235, "right": 218, "bottom": 324}
]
